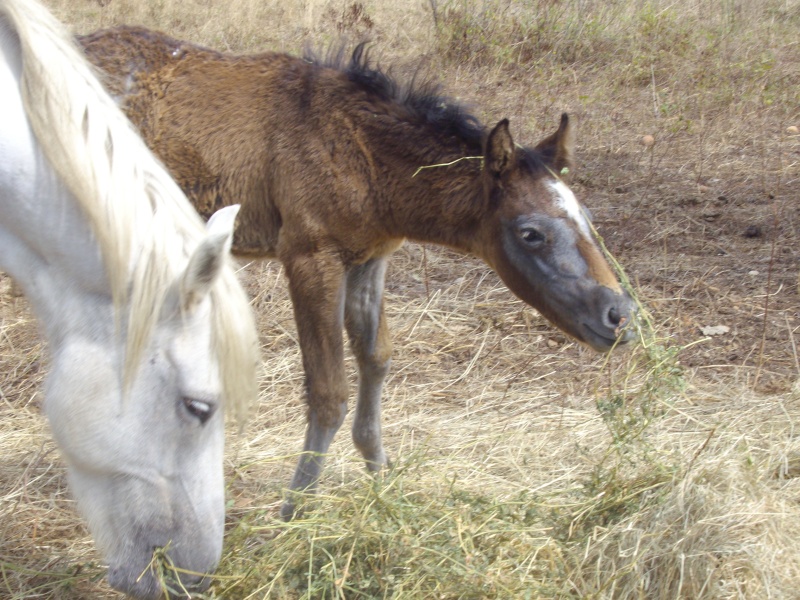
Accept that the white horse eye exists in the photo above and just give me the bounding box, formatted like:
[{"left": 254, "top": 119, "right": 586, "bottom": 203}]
[{"left": 183, "top": 397, "right": 215, "bottom": 424}]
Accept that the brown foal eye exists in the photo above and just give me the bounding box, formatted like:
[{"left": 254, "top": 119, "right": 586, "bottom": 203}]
[{"left": 519, "top": 227, "right": 545, "bottom": 246}]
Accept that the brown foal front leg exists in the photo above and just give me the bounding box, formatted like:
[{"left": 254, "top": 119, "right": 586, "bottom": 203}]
[{"left": 280, "top": 251, "right": 349, "bottom": 521}]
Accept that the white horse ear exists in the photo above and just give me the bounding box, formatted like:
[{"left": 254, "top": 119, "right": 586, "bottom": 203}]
[{"left": 180, "top": 205, "right": 240, "bottom": 313}]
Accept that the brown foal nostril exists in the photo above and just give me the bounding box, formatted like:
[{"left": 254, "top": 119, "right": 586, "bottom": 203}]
[{"left": 608, "top": 306, "right": 622, "bottom": 326}]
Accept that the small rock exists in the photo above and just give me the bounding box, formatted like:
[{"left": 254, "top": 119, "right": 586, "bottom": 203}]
[
  {"left": 641, "top": 134, "right": 655, "bottom": 147},
  {"left": 698, "top": 185, "right": 710, "bottom": 194},
  {"left": 748, "top": 270, "right": 759, "bottom": 276},
  {"left": 743, "top": 225, "right": 762, "bottom": 238},
  {"left": 701, "top": 325, "right": 730, "bottom": 336},
  {"left": 547, "top": 338, "right": 559, "bottom": 348},
  {"left": 788, "top": 125, "right": 799, "bottom": 135}
]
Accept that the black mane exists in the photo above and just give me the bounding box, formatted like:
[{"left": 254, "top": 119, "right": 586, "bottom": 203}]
[
  {"left": 305, "top": 43, "right": 550, "bottom": 173},
  {"left": 306, "top": 43, "right": 486, "bottom": 150}
]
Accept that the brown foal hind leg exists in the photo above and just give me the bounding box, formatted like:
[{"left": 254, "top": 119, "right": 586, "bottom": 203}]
[
  {"left": 344, "top": 258, "right": 392, "bottom": 472},
  {"left": 280, "top": 251, "right": 349, "bottom": 521}
]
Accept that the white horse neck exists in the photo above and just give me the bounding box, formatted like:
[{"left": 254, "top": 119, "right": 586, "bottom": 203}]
[{"left": 0, "top": 21, "right": 114, "bottom": 346}]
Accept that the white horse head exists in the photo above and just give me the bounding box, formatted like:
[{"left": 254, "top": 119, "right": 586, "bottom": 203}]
[
  {"left": 0, "top": 1, "right": 259, "bottom": 598},
  {"left": 44, "top": 206, "right": 244, "bottom": 598}
]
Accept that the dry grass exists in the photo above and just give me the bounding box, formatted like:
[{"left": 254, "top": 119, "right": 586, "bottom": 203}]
[{"left": 2, "top": 0, "right": 799, "bottom": 598}]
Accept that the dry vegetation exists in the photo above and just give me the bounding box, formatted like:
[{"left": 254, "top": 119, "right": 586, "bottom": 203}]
[{"left": 2, "top": 0, "right": 799, "bottom": 598}]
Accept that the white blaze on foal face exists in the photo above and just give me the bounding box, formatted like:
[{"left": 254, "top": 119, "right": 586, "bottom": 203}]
[{"left": 549, "top": 179, "right": 593, "bottom": 240}]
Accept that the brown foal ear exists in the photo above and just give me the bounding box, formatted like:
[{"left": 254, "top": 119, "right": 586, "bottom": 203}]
[
  {"left": 484, "top": 119, "right": 515, "bottom": 177},
  {"left": 534, "top": 113, "right": 574, "bottom": 175}
]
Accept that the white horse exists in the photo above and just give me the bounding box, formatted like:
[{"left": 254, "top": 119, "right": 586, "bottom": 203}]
[{"left": 0, "top": 0, "right": 260, "bottom": 597}]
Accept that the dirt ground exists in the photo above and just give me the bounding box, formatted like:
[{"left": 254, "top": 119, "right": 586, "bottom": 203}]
[
  {"left": 435, "top": 72, "right": 799, "bottom": 398},
  {"left": 573, "top": 134, "right": 798, "bottom": 393}
]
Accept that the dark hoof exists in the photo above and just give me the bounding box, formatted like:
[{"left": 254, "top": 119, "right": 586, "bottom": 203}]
[
  {"left": 364, "top": 450, "right": 392, "bottom": 473},
  {"left": 280, "top": 491, "right": 309, "bottom": 521},
  {"left": 279, "top": 500, "right": 297, "bottom": 522}
]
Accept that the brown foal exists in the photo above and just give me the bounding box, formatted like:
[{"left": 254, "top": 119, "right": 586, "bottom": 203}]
[{"left": 81, "top": 28, "right": 636, "bottom": 518}]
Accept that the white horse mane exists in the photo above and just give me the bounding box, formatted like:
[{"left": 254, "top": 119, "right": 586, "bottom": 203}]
[{"left": 1, "top": 0, "right": 259, "bottom": 419}]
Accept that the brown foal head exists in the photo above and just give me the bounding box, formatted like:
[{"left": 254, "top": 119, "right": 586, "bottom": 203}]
[{"left": 475, "top": 114, "right": 635, "bottom": 351}]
